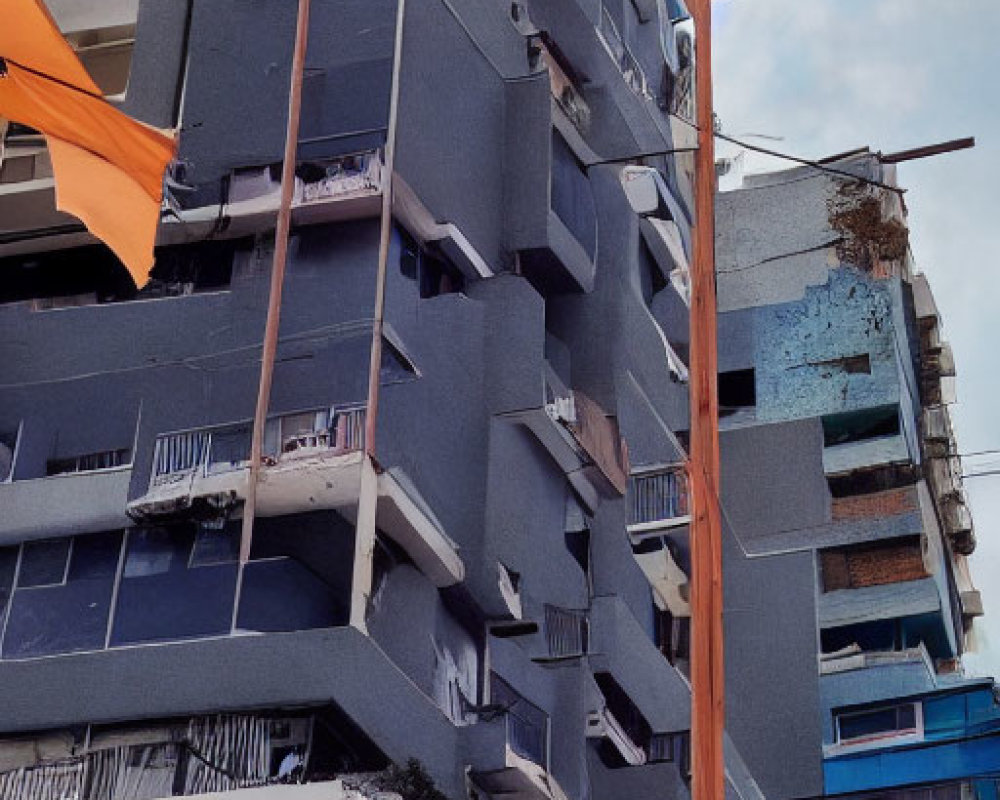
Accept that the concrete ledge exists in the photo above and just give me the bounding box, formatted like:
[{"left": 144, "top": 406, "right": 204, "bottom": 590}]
[{"left": 0, "top": 467, "right": 132, "bottom": 544}]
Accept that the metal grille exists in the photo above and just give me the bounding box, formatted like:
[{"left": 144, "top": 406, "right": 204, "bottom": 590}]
[
  {"left": 544, "top": 605, "right": 588, "bottom": 658},
  {"left": 153, "top": 430, "right": 210, "bottom": 480},
  {"left": 629, "top": 467, "right": 689, "bottom": 525},
  {"left": 491, "top": 673, "right": 548, "bottom": 768}
]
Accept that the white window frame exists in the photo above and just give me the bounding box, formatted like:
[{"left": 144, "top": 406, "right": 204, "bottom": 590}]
[{"left": 832, "top": 701, "right": 924, "bottom": 753}]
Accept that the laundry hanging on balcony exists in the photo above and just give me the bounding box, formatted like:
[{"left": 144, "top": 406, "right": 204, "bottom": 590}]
[{"left": 0, "top": 0, "right": 175, "bottom": 285}]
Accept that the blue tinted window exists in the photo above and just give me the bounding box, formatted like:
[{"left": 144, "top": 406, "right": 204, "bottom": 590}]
[
  {"left": 69, "top": 531, "right": 123, "bottom": 580},
  {"left": 190, "top": 523, "right": 240, "bottom": 567},
  {"left": 18, "top": 539, "right": 70, "bottom": 587},
  {"left": 3, "top": 534, "right": 118, "bottom": 659},
  {"left": 123, "top": 527, "right": 194, "bottom": 577}
]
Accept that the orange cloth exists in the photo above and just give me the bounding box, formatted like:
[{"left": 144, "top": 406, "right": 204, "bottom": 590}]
[
  {"left": 0, "top": 63, "right": 174, "bottom": 200},
  {"left": 0, "top": 0, "right": 101, "bottom": 94},
  {"left": 47, "top": 136, "right": 162, "bottom": 286},
  {"left": 0, "top": 0, "right": 176, "bottom": 285}
]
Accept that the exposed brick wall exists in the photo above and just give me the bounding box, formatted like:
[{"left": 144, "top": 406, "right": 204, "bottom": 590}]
[
  {"left": 821, "top": 536, "right": 927, "bottom": 592},
  {"left": 831, "top": 486, "right": 917, "bottom": 521}
]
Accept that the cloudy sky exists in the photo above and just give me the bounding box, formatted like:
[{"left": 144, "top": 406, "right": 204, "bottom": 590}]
[{"left": 711, "top": 0, "right": 1000, "bottom": 675}]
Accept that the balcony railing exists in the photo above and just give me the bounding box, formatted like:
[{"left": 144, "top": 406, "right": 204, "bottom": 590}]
[
  {"left": 491, "top": 674, "right": 549, "bottom": 770},
  {"left": 627, "top": 466, "right": 690, "bottom": 532},
  {"left": 151, "top": 406, "right": 366, "bottom": 487}
]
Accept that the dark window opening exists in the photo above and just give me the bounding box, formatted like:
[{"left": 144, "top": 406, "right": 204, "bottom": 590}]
[
  {"left": 638, "top": 240, "right": 668, "bottom": 304},
  {"left": 397, "top": 227, "right": 465, "bottom": 299},
  {"left": 46, "top": 448, "right": 130, "bottom": 476},
  {"left": 0, "top": 244, "right": 134, "bottom": 307},
  {"left": 718, "top": 369, "right": 756, "bottom": 415},
  {"left": 654, "top": 605, "right": 689, "bottom": 667},
  {"left": 594, "top": 672, "right": 653, "bottom": 767},
  {"left": 239, "top": 511, "right": 354, "bottom": 632},
  {"left": 822, "top": 405, "right": 900, "bottom": 447},
  {"left": 836, "top": 703, "right": 919, "bottom": 744},
  {"left": 139, "top": 238, "right": 241, "bottom": 299},
  {"left": 0, "top": 238, "right": 241, "bottom": 308},
  {"left": 819, "top": 536, "right": 927, "bottom": 593},
  {"left": 564, "top": 528, "right": 590, "bottom": 580},
  {"left": 827, "top": 462, "right": 918, "bottom": 498},
  {"left": 380, "top": 336, "right": 418, "bottom": 384},
  {"left": 821, "top": 620, "right": 907, "bottom": 654}
]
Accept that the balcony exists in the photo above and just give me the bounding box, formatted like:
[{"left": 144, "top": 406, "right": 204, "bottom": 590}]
[
  {"left": 0, "top": 150, "right": 383, "bottom": 258},
  {"left": 129, "top": 406, "right": 462, "bottom": 587},
  {"left": 587, "top": 673, "right": 653, "bottom": 768},
  {"left": 130, "top": 407, "right": 366, "bottom": 521},
  {"left": 0, "top": 465, "right": 132, "bottom": 542},
  {"left": 468, "top": 673, "right": 568, "bottom": 800},
  {"left": 161, "top": 152, "right": 383, "bottom": 248},
  {"left": 627, "top": 465, "right": 691, "bottom": 539},
  {"left": 506, "top": 366, "right": 628, "bottom": 514}
]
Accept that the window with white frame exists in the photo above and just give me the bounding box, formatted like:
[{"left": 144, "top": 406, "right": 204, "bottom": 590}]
[{"left": 835, "top": 702, "right": 923, "bottom": 748}]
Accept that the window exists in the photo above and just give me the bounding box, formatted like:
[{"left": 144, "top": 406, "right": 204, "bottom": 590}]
[
  {"left": 2, "top": 532, "right": 123, "bottom": 659},
  {"left": 139, "top": 239, "right": 240, "bottom": 299},
  {"left": 822, "top": 405, "right": 900, "bottom": 448},
  {"left": 654, "top": 605, "right": 689, "bottom": 667},
  {"left": 18, "top": 539, "right": 71, "bottom": 587},
  {"left": 836, "top": 702, "right": 921, "bottom": 746},
  {"left": 397, "top": 227, "right": 466, "bottom": 299},
  {"left": 46, "top": 448, "right": 130, "bottom": 476},
  {"left": 112, "top": 524, "right": 239, "bottom": 646},
  {"left": 718, "top": 369, "right": 756, "bottom": 415}
]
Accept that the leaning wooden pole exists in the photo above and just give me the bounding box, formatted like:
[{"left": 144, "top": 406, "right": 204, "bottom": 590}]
[
  {"left": 236, "top": 0, "right": 312, "bottom": 618},
  {"left": 688, "top": 1, "right": 725, "bottom": 799}
]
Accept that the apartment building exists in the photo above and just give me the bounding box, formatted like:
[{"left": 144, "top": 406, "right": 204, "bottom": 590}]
[
  {"left": 0, "top": 1, "right": 760, "bottom": 799},
  {"left": 715, "top": 152, "right": 999, "bottom": 800}
]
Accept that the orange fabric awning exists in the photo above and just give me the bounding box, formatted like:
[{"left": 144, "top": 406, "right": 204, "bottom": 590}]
[{"left": 0, "top": 0, "right": 176, "bottom": 285}]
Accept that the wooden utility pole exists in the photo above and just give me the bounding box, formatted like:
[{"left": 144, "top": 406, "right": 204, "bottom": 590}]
[
  {"left": 687, "top": 1, "right": 725, "bottom": 799},
  {"left": 235, "top": 0, "right": 312, "bottom": 623}
]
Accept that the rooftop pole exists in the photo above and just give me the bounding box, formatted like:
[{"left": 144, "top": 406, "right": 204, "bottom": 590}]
[
  {"left": 688, "top": 1, "right": 725, "bottom": 799},
  {"left": 235, "top": 0, "right": 312, "bottom": 623}
]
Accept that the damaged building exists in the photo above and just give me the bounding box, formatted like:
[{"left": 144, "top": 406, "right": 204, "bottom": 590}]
[
  {"left": 1, "top": 1, "right": 995, "bottom": 799},
  {"left": 716, "top": 150, "right": 999, "bottom": 800},
  {"left": 0, "top": 0, "right": 753, "bottom": 798}
]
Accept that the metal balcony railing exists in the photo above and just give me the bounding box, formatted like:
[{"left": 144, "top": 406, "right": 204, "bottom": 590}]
[
  {"left": 490, "top": 674, "right": 549, "bottom": 769},
  {"left": 151, "top": 406, "right": 366, "bottom": 486},
  {"left": 628, "top": 466, "right": 690, "bottom": 528}
]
